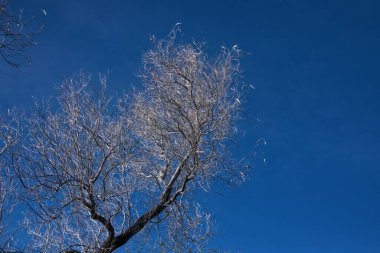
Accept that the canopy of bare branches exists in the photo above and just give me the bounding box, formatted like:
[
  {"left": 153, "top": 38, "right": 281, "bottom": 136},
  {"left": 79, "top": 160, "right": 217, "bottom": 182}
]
[
  {"left": 0, "top": 109, "right": 20, "bottom": 250},
  {"left": 0, "top": 0, "right": 36, "bottom": 67},
  {"left": 0, "top": 29, "right": 249, "bottom": 252}
]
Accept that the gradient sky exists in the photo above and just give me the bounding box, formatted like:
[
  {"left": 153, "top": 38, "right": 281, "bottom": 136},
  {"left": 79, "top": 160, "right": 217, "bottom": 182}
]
[{"left": 1, "top": 0, "right": 380, "bottom": 252}]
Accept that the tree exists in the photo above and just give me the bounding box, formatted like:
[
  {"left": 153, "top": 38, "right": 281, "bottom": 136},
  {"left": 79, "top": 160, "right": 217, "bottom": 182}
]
[
  {"left": 12, "top": 29, "right": 248, "bottom": 252},
  {"left": 0, "top": 109, "right": 20, "bottom": 250},
  {"left": 0, "top": 0, "right": 36, "bottom": 67}
]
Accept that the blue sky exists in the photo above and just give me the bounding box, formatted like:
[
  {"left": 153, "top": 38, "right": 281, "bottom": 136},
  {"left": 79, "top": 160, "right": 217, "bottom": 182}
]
[{"left": 1, "top": 0, "right": 380, "bottom": 252}]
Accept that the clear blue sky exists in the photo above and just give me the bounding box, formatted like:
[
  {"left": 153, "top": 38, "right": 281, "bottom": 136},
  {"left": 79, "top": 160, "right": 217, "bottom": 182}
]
[{"left": 1, "top": 0, "right": 380, "bottom": 252}]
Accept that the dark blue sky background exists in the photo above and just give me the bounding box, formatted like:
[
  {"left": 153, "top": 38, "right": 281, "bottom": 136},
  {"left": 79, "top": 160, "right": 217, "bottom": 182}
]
[{"left": 1, "top": 0, "right": 380, "bottom": 252}]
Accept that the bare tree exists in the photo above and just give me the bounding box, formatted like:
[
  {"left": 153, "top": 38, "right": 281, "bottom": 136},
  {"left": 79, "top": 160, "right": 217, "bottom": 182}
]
[
  {"left": 0, "top": 0, "right": 36, "bottom": 67},
  {"left": 0, "top": 109, "right": 20, "bottom": 250},
  {"left": 15, "top": 29, "right": 248, "bottom": 252}
]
